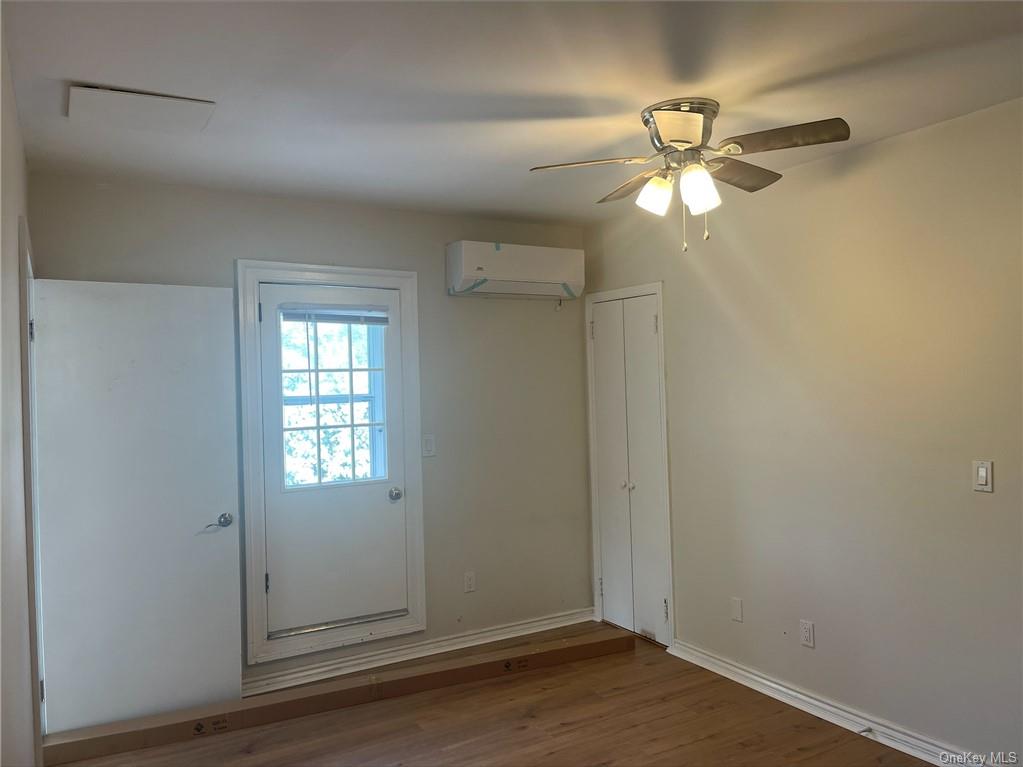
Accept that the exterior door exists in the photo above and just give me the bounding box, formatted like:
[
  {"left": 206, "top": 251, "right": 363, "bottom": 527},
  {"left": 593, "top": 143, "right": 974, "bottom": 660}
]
[{"left": 258, "top": 284, "right": 408, "bottom": 637}]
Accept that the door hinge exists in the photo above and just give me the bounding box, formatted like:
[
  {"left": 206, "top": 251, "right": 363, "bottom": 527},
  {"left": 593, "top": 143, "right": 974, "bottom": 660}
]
[
  {"left": 39, "top": 679, "right": 44, "bottom": 703},
  {"left": 664, "top": 598, "right": 669, "bottom": 622},
  {"left": 258, "top": 303, "right": 263, "bottom": 322},
  {"left": 654, "top": 314, "right": 659, "bottom": 334},
  {"left": 265, "top": 572, "right": 269, "bottom": 593},
  {"left": 598, "top": 577, "right": 603, "bottom": 597},
  {"left": 28, "top": 319, "right": 35, "bottom": 342},
  {"left": 589, "top": 320, "right": 595, "bottom": 340}
]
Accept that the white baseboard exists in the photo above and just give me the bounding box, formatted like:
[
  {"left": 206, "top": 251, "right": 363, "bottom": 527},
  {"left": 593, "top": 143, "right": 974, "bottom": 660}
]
[
  {"left": 667, "top": 639, "right": 963, "bottom": 767},
  {"left": 243, "top": 607, "right": 596, "bottom": 696}
]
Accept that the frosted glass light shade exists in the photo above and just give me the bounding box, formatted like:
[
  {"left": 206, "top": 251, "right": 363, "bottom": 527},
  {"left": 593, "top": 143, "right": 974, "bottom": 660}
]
[
  {"left": 679, "top": 163, "right": 721, "bottom": 215},
  {"left": 635, "top": 174, "right": 674, "bottom": 216}
]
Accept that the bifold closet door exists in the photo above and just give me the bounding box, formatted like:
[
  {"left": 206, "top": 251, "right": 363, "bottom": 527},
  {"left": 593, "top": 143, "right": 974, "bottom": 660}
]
[
  {"left": 591, "top": 292, "right": 671, "bottom": 645},
  {"left": 623, "top": 295, "right": 671, "bottom": 645},
  {"left": 591, "top": 299, "right": 634, "bottom": 631}
]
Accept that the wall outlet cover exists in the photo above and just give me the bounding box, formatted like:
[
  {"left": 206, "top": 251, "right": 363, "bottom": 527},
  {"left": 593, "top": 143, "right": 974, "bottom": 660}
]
[{"left": 799, "top": 619, "right": 815, "bottom": 648}]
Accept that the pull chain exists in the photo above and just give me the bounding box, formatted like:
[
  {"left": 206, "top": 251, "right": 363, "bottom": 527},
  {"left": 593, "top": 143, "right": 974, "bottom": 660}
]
[
  {"left": 704, "top": 211, "right": 711, "bottom": 241},
  {"left": 681, "top": 203, "right": 688, "bottom": 252}
]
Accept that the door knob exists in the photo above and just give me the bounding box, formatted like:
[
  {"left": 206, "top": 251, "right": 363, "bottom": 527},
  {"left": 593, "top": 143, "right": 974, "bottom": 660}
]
[
  {"left": 204, "top": 512, "right": 234, "bottom": 530},
  {"left": 388, "top": 487, "right": 404, "bottom": 502},
  {"left": 620, "top": 481, "right": 628, "bottom": 489},
  {"left": 628, "top": 482, "right": 636, "bottom": 491}
]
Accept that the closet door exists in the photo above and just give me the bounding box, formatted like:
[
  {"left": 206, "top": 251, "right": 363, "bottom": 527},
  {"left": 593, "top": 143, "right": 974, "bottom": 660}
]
[
  {"left": 591, "top": 299, "right": 633, "bottom": 631},
  {"left": 623, "top": 295, "right": 672, "bottom": 645}
]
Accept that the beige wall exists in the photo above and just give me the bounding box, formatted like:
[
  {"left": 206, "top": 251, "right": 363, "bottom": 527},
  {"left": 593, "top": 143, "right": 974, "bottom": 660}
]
[
  {"left": 26, "top": 172, "right": 593, "bottom": 679},
  {"left": 1, "top": 25, "right": 37, "bottom": 767},
  {"left": 585, "top": 98, "right": 1023, "bottom": 752}
]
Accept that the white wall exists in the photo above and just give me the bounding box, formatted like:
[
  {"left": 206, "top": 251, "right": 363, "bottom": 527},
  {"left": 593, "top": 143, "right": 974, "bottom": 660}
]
[
  {"left": 26, "top": 173, "right": 593, "bottom": 682},
  {"left": 1, "top": 22, "right": 38, "bottom": 767},
  {"left": 585, "top": 99, "right": 1023, "bottom": 753}
]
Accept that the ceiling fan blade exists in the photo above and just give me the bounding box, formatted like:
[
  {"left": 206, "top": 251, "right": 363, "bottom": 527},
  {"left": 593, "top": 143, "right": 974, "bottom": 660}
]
[
  {"left": 715, "top": 117, "right": 850, "bottom": 155},
  {"left": 530, "top": 148, "right": 669, "bottom": 172},
  {"left": 708, "top": 157, "right": 782, "bottom": 192},
  {"left": 597, "top": 170, "right": 661, "bottom": 204}
]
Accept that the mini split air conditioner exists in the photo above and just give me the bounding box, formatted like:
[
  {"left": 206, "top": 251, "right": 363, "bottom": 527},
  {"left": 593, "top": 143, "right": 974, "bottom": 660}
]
[{"left": 446, "top": 241, "right": 584, "bottom": 299}]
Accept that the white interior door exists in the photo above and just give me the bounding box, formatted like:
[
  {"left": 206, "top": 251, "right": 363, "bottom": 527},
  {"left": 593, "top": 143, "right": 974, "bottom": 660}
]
[
  {"left": 259, "top": 284, "right": 408, "bottom": 637},
  {"left": 591, "top": 299, "right": 634, "bottom": 631},
  {"left": 34, "top": 280, "right": 241, "bottom": 732},
  {"left": 589, "top": 289, "right": 672, "bottom": 646},
  {"left": 623, "top": 295, "right": 672, "bottom": 645}
]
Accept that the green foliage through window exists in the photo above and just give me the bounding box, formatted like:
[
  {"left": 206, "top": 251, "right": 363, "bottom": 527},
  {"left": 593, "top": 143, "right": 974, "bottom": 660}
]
[{"left": 279, "top": 312, "right": 387, "bottom": 488}]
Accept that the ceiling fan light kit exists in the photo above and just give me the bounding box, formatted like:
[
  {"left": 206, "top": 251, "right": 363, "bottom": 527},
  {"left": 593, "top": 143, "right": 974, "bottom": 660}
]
[
  {"left": 678, "top": 161, "right": 721, "bottom": 216},
  {"left": 635, "top": 173, "right": 674, "bottom": 217},
  {"left": 531, "top": 97, "right": 850, "bottom": 249}
]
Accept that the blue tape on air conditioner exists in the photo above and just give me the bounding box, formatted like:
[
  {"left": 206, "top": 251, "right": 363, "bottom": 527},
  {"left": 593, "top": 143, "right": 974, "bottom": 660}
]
[
  {"left": 452, "top": 278, "right": 489, "bottom": 294},
  {"left": 494, "top": 242, "right": 502, "bottom": 251},
  {"left": 561, "top": 282, "right": 577, "bottom": 299}
]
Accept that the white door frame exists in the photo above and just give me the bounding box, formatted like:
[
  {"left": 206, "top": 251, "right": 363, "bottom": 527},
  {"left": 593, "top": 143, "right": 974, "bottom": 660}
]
[
  {"left": 19, "top": 218, "right": 45, "bottom": 751},
  {"left": 584, "top": 282, "right": 675, "bottom": 639},
  {"left": 237, "top": 260, "right": 426, "bottom": 664}
]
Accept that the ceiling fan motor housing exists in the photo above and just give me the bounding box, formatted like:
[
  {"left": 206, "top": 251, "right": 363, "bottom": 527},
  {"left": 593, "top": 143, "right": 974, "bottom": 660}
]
[{"left": 641, "top": 98, "right": 720, "bottom": 151}]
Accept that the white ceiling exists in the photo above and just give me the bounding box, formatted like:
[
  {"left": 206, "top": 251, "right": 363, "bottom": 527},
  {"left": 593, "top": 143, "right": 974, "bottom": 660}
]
[{"left": 6, "top": 2, "right": 1022, "bottom": 221}]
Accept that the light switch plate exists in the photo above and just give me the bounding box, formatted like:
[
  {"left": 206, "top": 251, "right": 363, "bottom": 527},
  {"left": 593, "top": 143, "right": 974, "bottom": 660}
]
[
  {"left": 422, "top": 434, "right": 436, "bottom": 457},
  {"left": 730, "top": 597, "right": 743, "bottom": 623},
  {"left": 973, "top": 460, "right": 993, "bottom": 492}
]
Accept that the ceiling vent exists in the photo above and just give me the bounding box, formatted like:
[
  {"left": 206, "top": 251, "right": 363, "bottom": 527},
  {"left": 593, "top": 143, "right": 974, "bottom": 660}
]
[{"left": 68, "top": 85, "right": 215, "bottom": 133}]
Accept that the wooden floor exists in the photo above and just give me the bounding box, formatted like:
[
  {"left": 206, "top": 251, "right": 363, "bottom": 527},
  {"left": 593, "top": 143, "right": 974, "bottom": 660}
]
[{"left": 68, "top": 637, "right": 927, "bottom": 767}]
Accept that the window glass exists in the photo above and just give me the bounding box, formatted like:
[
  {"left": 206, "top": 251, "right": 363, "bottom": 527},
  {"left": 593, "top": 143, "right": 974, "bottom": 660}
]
[
  {"left": 283, "top": 429, "right": 318, "bottom": 487},
  {"left": 350, "top": 324, "right": 369, "bottom": 368},
  {"left": 319, "top": 402, "right": 351, "bottom": 426},
  {"left": 316, "top": 322, "right": 349, "bottom": 369},
  {"left": 353, "top": 426, "right": 373, "bottom": 479},
  {"left": 280, "top": 321, "right": 310, "bottom": 370},
  {"left": 279, "top": 312, "right": 387, "bottom": 488},
  {"left": 318, "top": 372, "right": 350, "bottom": 396},
  {"left": 320, "top": 428, "right": 354, "bottom": 482}
]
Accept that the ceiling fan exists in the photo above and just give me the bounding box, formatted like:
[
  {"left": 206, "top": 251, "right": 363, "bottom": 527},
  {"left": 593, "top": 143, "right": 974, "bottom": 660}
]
[{"left": 530, "top": 98, "right": 849, "bottom": 245}]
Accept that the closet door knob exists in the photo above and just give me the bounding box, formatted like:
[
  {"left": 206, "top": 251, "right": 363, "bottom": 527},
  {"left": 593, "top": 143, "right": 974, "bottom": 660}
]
[
  {"left": 628, "top": 482, "right": 636, "bottom": 491},
  {"left": 620, "top": 481, "right": 628, "bottom": 489}
]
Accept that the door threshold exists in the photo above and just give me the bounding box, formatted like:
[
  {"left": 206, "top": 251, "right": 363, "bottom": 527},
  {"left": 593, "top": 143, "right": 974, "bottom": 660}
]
[{"left": 268, "top": 608, "right": 409, "bottom": 639}]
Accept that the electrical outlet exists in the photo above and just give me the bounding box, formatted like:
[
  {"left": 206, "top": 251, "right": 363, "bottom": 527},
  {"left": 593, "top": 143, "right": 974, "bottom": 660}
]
[
  {"left": 731, "top": 597, "right": 743, "bottom": 623},
  {"left": 799, "top": 619, "right": 815, "bottom": 648},
  {"left": 463, "top": 570, "right": 476, "bottom": 593}
]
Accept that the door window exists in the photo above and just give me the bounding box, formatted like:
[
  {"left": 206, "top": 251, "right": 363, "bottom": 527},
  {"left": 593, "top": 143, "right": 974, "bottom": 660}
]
[{"left": 278, "top": 310, "right": 388, "bottom": 488}]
